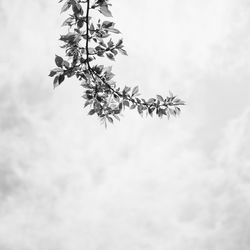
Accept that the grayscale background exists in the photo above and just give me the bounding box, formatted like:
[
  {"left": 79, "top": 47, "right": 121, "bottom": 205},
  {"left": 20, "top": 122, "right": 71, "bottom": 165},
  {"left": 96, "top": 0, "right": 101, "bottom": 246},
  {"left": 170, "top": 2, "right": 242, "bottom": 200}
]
[{"left": 0, "top": 0, "right": 250, "bottom": 249}]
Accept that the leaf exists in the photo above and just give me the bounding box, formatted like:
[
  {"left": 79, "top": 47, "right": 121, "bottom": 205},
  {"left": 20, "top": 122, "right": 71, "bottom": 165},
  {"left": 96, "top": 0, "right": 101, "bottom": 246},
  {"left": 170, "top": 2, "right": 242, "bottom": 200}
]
[
  {"left": 108, "top": 28, "right": 120, "bottom": 34},
  {"left": 113, "top": 114, "right": 120, "bottom": 121},
  {"left": 55, "top": 55, "right": 64, "bottom": 67},
  {"left": 156, "top": 95, "right": 164, "bottom": 102},
  {"left": 49, "top": 71, "right": 57, "bottom": 77},
  {"left": 118, "top": 48, "right": 128, "bottom": 56},
  {"left": 123, "top": 86, "right": 131, "bottom": 94},
  {"left": 49, "top": 68, "right": 63, "bottom": 77},
  {"left": 136, "top": 98, "right": 141, "bottom": 103},
  {"left": 148, "top": 107, "right": 155, "bottom": 117},
  {"left": 77, "top": 19, "right": 84, "bottom": 28},
  {"left": 123, "top": 100, "right": 130, "bottom": 107},
  {"left": 60, "top": 32, "right": 77, "bottom": 43},
  {"left": 102, "top": 21, "right": 120, "bottom": 33},
  {"left": 178, "top": 101, "right": 185, "bottom": 105},
  {"left": 175, "top": 107, "right": 181, "bottom": 115},
  {"left": 99, "top": 5, "right": 112, "bottom": 17},
  {"left": 58, "top": 74, "right": 65, "bottom": 85},
  {"left": 53, "top": 75, "right": 59, "bottom": 88},
  {"left": 147, "top": 98, "right": 155, "bottom": 104},
  {"left": 90, "top": 23, "right": 95, "bottom": 34},
  {"left": 88, "top": 48, "right": 96, "bottom": 55},
  {"left": 102, "top": 21, "right": 114, "bottom": 28},
  {"left": 138, "top": 105, "right": 143, "bottom": 114},
  {"left": 105, "top": 71, "right": 115, "bottom": 81},
  {"left": 88, "top": 109, "right": 95, "bottom": 115},
  {"left": 62, "top": 60, "right": 69, "bottom": 69},
  {"left": 105, "top": 66, "right": 112, "bottom": 74},
  {"left": 116, "top": 39, "right": 123, "bottom": 48},
  {"left": 76, "top": 3, "right": 83, "bottom": 15},
  {"left": 99, "top": 39, "right": 107, "bottom": 48},
  {"left": 62, "top": 16, "right": 73, "bottom": 26},
  {"left": 61, "top": 0, "right": 71, "bottom": 13},
  {"left": 114, "top": 109, "right": 120, "bottom": 115},
  {"left": 130, "top": 104, "right": 136, "bottom": 110},
  {"left": 106, "top": 52, "right": 115, "bottom": 61},
  {"left": 72, "top": 2, "right": 83, "bottom": 15},
  {"left": 169, "top": 108, "right": 176, "bottom": 116},
  {"left": 132, "top": 86, "right": 139, "bottom": 96},
  {"left": 107, "top": 116, "right": 113, "bottom": 123},
  {"left": 107, "top": 39, "right": 114, "bottom": 48},
  {"left": 83, "top": 100, "right": 93, "bottom": 108}
]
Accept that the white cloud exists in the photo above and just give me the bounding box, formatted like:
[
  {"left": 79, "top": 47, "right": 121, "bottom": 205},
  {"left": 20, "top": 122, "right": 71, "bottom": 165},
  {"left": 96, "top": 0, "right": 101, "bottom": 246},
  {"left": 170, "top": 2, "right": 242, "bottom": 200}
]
[{"left": 0, "top": 0, "right": 250, "bottom": 249}]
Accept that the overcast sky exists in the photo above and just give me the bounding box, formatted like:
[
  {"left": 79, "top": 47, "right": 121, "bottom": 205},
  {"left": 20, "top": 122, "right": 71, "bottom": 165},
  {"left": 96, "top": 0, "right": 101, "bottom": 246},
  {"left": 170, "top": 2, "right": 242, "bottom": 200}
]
[{"left": 0, "top": 0, "right": 250, "bottom": 249}]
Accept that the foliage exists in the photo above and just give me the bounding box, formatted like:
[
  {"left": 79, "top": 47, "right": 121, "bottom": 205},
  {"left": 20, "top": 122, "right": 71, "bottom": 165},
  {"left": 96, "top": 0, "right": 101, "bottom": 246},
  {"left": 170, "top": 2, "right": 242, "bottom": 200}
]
[{"left": 49, "top": 0, "right": 185, "bottom": 126}]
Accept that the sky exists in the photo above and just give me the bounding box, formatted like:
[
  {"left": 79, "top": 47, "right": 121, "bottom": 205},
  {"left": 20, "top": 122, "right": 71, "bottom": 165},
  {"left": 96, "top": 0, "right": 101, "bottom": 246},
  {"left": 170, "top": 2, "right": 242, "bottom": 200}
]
[{"left": 0, "top": 0, "right": 250, "bottom": 249}]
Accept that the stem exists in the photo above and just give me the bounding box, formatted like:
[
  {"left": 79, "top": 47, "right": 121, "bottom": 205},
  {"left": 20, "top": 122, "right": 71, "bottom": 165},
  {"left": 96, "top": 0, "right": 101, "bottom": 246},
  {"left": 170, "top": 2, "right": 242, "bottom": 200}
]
[
  {"left": 85, "top": 1, "right": 98, "bottom": 84},
  {"left": 85, "top": 0, "right": 91, "bottom": 70}
]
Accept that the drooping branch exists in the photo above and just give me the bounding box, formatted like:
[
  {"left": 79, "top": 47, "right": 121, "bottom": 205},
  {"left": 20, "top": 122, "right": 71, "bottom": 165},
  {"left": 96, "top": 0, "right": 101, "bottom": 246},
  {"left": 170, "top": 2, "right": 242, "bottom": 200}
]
[{"left": 49, "top": 0, "right": 185, "bottom": 126}]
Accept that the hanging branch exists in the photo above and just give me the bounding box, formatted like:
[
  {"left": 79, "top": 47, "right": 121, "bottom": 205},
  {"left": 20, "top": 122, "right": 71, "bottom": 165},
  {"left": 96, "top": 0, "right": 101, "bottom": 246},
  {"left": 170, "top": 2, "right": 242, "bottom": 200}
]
[{"left": 49, "top": 0, "right": 185, "bottom": 126}]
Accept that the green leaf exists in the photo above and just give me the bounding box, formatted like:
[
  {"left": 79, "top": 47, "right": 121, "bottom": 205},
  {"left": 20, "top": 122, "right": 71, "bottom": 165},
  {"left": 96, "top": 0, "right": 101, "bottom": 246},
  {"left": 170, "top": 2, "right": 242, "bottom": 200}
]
[{"left": 99, "top": 5, "right": 112, "bottom": 17}]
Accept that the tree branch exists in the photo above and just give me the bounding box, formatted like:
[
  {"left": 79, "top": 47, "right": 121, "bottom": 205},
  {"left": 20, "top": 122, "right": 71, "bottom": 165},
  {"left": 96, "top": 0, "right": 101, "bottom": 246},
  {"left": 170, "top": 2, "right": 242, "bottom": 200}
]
[{"left": 50, "top": 0, "right": 185, "bottom": 124}]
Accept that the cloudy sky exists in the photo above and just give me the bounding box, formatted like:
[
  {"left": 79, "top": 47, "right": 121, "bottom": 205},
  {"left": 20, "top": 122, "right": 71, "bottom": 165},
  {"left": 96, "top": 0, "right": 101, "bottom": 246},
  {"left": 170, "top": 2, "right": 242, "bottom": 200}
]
[{"left": 0, "top": 0, "right": 250, "bottom": 249}]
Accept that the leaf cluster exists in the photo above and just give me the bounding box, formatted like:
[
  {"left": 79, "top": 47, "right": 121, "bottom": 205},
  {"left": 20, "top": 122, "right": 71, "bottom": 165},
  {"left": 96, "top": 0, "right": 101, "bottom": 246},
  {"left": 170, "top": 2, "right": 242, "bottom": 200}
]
[{"left": 49, "top": 0, "right": 185, "bottom": 126}]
